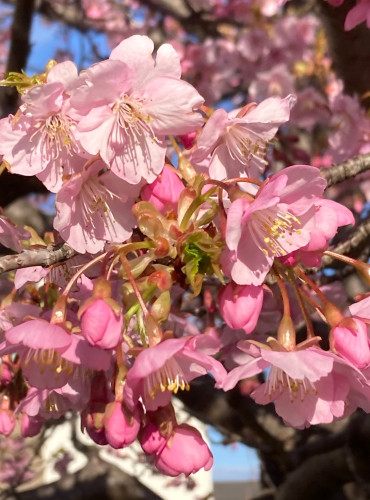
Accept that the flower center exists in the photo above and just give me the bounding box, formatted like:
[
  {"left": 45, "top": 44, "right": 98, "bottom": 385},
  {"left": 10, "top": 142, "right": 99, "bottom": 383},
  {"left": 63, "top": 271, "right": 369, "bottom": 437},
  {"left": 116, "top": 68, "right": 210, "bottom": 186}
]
[
  {"left": 35, "top": 113, "right": 78, "bottom": 160},
  {"left": 24, "top": 348, "right": 74, "bottom": 376},
  {"left": 250, "top": 207, "right": 302, "bottom": 257},
  {"left": 113, "top": 94, "right": 154, "bottom": 137},
  {"left": 144, "top": 357, "right": 190, "bottom": 400},
  {"left": 79, "top": 175, "right": 122, "bottom": 231},
  {"left": 266, "top": 366, "right": 317, "bottom": 402},
  {"left": 225, "top": 124, "right": 267, "bottom": 168}
]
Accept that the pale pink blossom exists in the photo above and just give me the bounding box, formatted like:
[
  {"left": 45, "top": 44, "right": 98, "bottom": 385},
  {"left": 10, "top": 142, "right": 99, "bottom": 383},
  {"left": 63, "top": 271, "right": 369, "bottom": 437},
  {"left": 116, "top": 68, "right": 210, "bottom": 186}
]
[
  {"left": 54, "top": 161, "right": 139, "bottom": 254},
  {"left": 218, "top": 283, "right": 264, "bottom": 333},
  {"left": 248, "top": 64, "right": 295, "bottom": 102},
  {"left": 124, "top": 335, "right": 227, "bottom": 411},
  {"left": 0, "top": 62, "right": 86, "bottom": 192},
  {"left": 70, "top": 35, "right": 204, "bottom": 184},
  {"left": 189, "top": 94, "right": 296, "bottom": 180},
  {"left": 222, "top": 165, "right": 326, "bottom": 285},
  {"left": 223, "top": 340, "right": 370, "bottom": 428},
  {"left": 295, "top": 198, "right": 355, "bottom": 267},
  {"left": 0, "top": 319, "right": 111, "bottom": 389}
]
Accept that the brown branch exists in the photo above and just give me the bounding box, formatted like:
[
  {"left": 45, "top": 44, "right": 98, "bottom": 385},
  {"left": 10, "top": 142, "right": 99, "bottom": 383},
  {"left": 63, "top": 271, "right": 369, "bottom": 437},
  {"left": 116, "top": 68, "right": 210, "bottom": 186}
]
[
  {"left": 321, "top": 216, "right": 370, "bottom": 267},
  {"left": 320, "top": 153, "right": 370, "bottom": 188},
  {"left": 0, "top": 242, "right": 76, "bottom": 275}
]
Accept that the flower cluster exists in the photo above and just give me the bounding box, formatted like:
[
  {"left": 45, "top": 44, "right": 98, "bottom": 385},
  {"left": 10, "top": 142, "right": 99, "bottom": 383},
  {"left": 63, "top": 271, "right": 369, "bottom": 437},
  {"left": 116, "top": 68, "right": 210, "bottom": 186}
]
[{"left": 0, "top": 34, "right": 369, "bottom": 478}]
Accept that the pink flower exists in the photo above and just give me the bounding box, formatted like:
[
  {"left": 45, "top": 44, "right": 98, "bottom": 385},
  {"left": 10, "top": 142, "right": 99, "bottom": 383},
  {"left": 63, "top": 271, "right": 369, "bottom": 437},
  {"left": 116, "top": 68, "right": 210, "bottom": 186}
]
[
  {"left": 154, "top": 423, "right": 213, "bottom": 477},
  {"left": 295, "top": 198, "right": 354, "bottom": 267},
  {"left": 80, "top": 298, "right": 123, "bottom": 349},
  {"left": 0, "top": 216, "right": 30, "bottom": 252},
  {"left": 70, "top": 35, "right": 204, "bottom": 184},
  {"left": 0, "top": 319, "right": 111, "bottom": 389},
  {"left": 141, "top": 165, "right": 185, "bottom": 214},
  {"left": 104, "top": 401, "right": 141, "bottom": 449},
  {"left": 223, "top": 340, "right": 370, "bottom": 428},
  {"left": 218, "top": 282, "right": 264, "bottom": 333},
  {"left": 0, "top": 62, "right": 85, "bottom": 192},
  {"left": 189, "top": 95, "right": 296, "bottom": 180},
  {"left": 124, "top": 335, "right": 227, "bottom": 411},
  {"left": 222, "top": 165, "right": 326, "bottom": 285},
  {"left": 54, "top": 161, "right": 140, "bottom": 254}
]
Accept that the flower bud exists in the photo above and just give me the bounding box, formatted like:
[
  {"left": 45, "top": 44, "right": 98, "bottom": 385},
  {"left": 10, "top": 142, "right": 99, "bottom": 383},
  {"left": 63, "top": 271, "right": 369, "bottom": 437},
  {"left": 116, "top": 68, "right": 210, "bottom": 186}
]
[
  {"left": 0, "top": 409, "right": 15, "bottom": 436},
  {"left": 80, "top": 299, "right": 123, "bottom": 349},
  {"left": 21, "top": 414, "right": 44, "bottom": 437},
  {"left": 332, "top": 318, "right": 370, "bottom": 369},
  {"left": 104, "top": 401, "right": 141, "bottom": 449},
  {"left": 218, "top": 283, "right": 263, "bottom": 333},
  {"left": 154, "top": 424, "right": 213, "bottom": 477}
]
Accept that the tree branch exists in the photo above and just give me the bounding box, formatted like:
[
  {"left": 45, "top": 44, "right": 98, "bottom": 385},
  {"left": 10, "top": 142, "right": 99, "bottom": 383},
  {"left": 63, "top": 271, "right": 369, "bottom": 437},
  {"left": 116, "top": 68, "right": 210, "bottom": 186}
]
[
  {"left": 321, "top": 216, "right": 370, "bottom": 267},
  {"left": 320, "top": 153, "right": 370, "bottom": 188},
  {"left": 0, "top": 242, "right": 76, "bottom": 275}
]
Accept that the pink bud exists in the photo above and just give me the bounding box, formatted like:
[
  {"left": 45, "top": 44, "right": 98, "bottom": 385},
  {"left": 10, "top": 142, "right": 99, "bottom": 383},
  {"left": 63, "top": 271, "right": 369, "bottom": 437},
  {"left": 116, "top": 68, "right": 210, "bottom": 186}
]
[
  {"left": 139, "top": 418, "right": 168, "bottom": 455},
  {"left": 179, "top": 131, "right": 197, "bottom": 149},
  {"left": 81, "top": 402, "right": 108, "bottom": 445},
  {"left": 21, "top": 414, "right": 44, "bottom": 437},
  {"left": 141, "top": 165, "right": 184, "bottom": 214},
  {"left": 154, "top": 424, "right": 213, "bottom": 477},
  {"left": 80, "top": 299, "right": 123, "bottom": 349},
  {"left": 0, "top": 409, "right": 15, "bottom": 436},
  {"left": 104, "top": 401, "right": 141, "bottom": 449},
  {"left": 218, "top": 283, "right": 264, "bottom": 333},
  {"left": 332, "top": 318, "right": 370, "bottom": 369}
]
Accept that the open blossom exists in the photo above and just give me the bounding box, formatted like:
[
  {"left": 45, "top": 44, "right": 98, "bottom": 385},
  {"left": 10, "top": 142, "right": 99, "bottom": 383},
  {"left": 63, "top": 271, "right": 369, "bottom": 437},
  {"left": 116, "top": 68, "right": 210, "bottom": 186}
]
[
  {"left": 0, "top": 62, "right": 86, "bottom": 192},
  {"left": 54, "top": 161, "right": 140, "bottom": 254},
  {"left": 295, "top": 198, "right": 355, "bottom": 267},
  {"left": 70, "top": 35, "right": 204, "bottom": 184},
  {"left": 124, "top": 335, "right": 227, "bottom": 411},
  {"left": 222, "top": 165, "right": 326, "bottom": 286},
  {"left": 223, "top": 340, "right": 370, "bottom": 428},
  {"left": 0, "top": 319, "right": 111, "bottom": 389},
  {"left": 189, "top": 94, "right": 296, "bottom": 180}
]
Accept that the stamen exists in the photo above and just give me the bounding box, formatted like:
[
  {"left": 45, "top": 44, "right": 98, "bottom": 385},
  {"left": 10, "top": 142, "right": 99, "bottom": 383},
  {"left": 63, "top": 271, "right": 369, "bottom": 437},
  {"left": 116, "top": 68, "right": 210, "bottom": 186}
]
[
  {"left": 31, "top": 113, "right": 79, "bottom": 161},
  {"left": 144, "top": 357, "right": 190, "bottom": 400},
  {"left": 250, "top": 207, "right": 302, "bottom": 258},
  {"left": 265, "top": 366, "right": 316, "bottom": 402}
]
